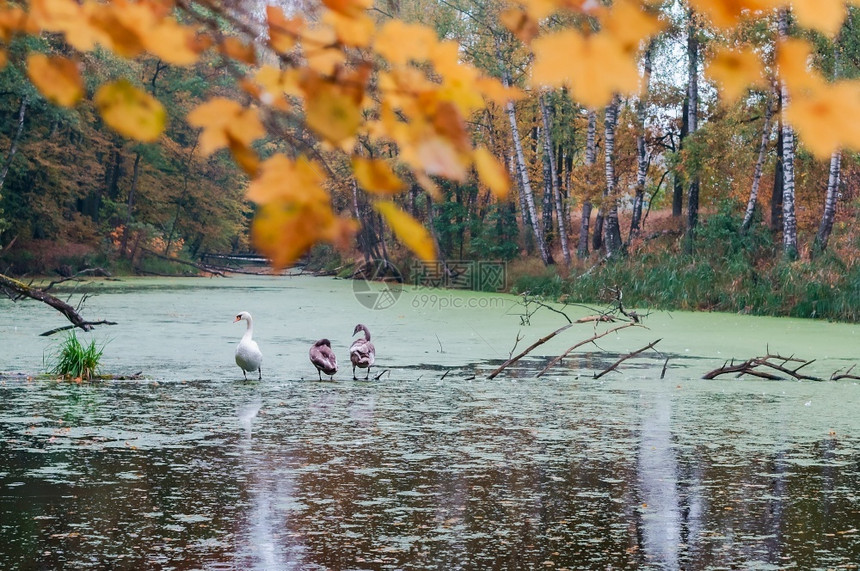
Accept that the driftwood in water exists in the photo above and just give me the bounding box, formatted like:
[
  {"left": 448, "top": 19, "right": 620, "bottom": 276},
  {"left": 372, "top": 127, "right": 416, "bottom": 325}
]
[
  {"left": 704, "top": 353, "right": 824, "bottom": 381},
  {"left": 536, "top": 322, "right": 641, "bottom": 377},
  {"left": 0, "top": 272, "right": 114, "bottom": 334},
  {"left": 487, "top": 323, "right": 574, "bottom": 379},
  {"left": 594, "top": 338, "right": 662, "bottom": 379},
  {"left": 832, "top": 365, "right": 860, "bottom": 381}
]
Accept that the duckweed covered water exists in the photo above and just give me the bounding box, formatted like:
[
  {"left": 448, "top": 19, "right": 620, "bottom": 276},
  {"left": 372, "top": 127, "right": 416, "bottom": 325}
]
[{"left": 1, "top": 275, "right": 858, "bottom": 569}]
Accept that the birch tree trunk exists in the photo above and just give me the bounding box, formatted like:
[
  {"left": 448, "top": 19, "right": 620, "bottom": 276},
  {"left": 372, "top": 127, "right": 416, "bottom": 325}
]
[
  {"left": 813, "top": 150, "right": 842, "bottom": 255},
  {"left": 540, "top": 94, "right": 571, "bottom": 264},
  {"left": 0, "top": 95, "right": 28, "bottom": 197},
  {"left": 741, "top": 93, "right": 774, "bottom": 234},
  {"left": 778, "top": 8, "right": 798, "bottom": 259},
  {"left": 812, "top": 30, "right": 844, "bottom": 257},
  {"left": 603, "top": 96, "right": 623, "bottom": 256},
  {"left": 577, "top": 111, "right": 597, "bottom": 258},
  {"left": 673, "top": 97, "right": 688, "bottom": 217},
  {"left": 629, "top": 43, "right": 653, "bottom": 240},
  {"left": 771, "top": 109, "right": 784, "bottom": 232},
  {"left": 502, "top": 64, "right": 551, "bottom": 265},
  {"left": 684, "top": 10, "right": 700, "bottom": 254}
]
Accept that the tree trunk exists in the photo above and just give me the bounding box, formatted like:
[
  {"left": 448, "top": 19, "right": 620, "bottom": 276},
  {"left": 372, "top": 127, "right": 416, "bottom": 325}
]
[
  {"left": 603, "top": 96, "right": 623, "bottom": 256},
  {"left": 503, "top": 68, "right": 551, "bottom": 265},
  {"left": 741, "top": 93, "right": 774, "bottom": 234},
  {"left": 120, "top": 152, "right": 142, "bottom": 259},
  {"left": 813, "top": 150, "right": 841, "bottom": 255},
  {"left": 778, "top": 8, "right": 798, "bottom": 259},
  {"left": 684, "top": 9, "right": 700, "bottom": 254},
  {"left": 673, "top": 96, "right": 688, "bottom": 217},
  {"left": 0, "top": 95, "right": 28, "bottom": 197},
  {"left": 540, "top": 94, "right": 571, "bottom": 264},
  {"left": 630, "top": 43, "right": 653, "bottom": 240},
  {"left": 771, "top": 110, "right": 784, "bottom": 233},
  {"left": 577, "top": 110, "right": 597, "bottom": 258}
]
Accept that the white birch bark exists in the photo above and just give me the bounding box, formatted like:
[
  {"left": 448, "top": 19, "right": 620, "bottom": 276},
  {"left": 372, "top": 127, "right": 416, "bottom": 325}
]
[
  {"left": 779, "top": 8, "right": 798, "bottom": 258},
  {"left": 540, "top": 94, "right": 571, "bottom": 264},
  {"left": 741, "top": 94, "right": 774, "bottom": 234},
  {"left": 603, "top": 96, "right": 623, "bottom": 256},
  {"left": 577, "top": 111, "right": 597, "bottom": 258},
  {"left": 630, "top": 43, "right": 653, "bottom": 240}
]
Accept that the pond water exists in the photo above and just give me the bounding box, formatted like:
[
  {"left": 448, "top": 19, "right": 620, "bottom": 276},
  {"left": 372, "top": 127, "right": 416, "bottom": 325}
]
[{"left": 0, "top": 275, "right": 858, "bottom": 569}]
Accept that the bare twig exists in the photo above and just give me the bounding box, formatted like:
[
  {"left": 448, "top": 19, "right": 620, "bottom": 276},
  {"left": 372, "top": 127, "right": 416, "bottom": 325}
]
[
  {"left": 488, "top": 323, "right": 574, "bottom": 379},
  {"left": 42, "top": 268, "right": 111, "bottom": 292},
  {"left": 594, "top": 339, "right": 662, "bottom": 380},
  {"left": 660, "top": 357, "right": 669, "bottom": 379},
  {"left": 0, "top": 272, "right": 106, "bottom": 332}
]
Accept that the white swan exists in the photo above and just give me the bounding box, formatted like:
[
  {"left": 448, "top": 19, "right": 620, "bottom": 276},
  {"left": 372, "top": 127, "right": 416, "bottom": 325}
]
[
  {"left": 234, "top": 311, "right": 262, "bottom": 380},
  {"left": 309, "top": 338, "right": 338, "bottom": 380},
  {"left": 350, "top": 324, "right": 375, "bottom": 380}
]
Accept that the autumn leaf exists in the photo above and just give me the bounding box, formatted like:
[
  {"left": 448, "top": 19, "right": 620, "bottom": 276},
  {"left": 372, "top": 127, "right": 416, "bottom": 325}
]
[
  {"left": 777, "top": 38, "right": 825, "bottom": 92},
  {"left": 221, "top": 36, "right": 257, "bottom": 65},
  {"left": 473, "top": 146, "right": 509, "bottom": 199},
  {"left": 785, "top": 81, "right": 860, "bottom": 158},
  {"left": 304, "top": 84, "right": 361, "bottom": 149},
  {"left": 27, "top": 53, "right": 83, "bottom": 107},
  {"left": 353, "top": 158, "right": 405, "bottom": 195},
  {"left": 325, "top": 10, "right": 374, "bottom": 48},
  {"left": 688, "top": 0, "right": 779, "bottom": 30},
  {"left": 94, "top": 79, "right": 165, "bottom": 142},
  {"left": 187, "top": 97, "right": 265, "bottom": 155},
  {"left": 792, "top": 0, "right": 847, "bottom": 36},
  {"left": 705, "top": 45, "right": 765, "bottom": 103},
  {"left": 374, "top": 201, "right": 437, "bottom": 262},
  {"left": 374, "top": 20, "right": 438, "bottom": 65},
  {"left": 532, "top": 30, "right": 639, "bottom": 108},
  {"left": 475, "top": 77, "right": 525, "bottom": 106},
  {"left": 144, "top": 18, "right": 199, "bottom": 65},
  {"left": 266, "top": 6, "right": 301, "bottom": 53},
  {"left": 321, "top": 0, "right": 372, "bottom": 19},
  {"left": 246, "top": 154, "right": 329, "bottom": 205},
  {"left": 500, "top": 7, "right": 539, "bottom": 43},
  {"left": 252, "top": 200, "right": 331, "bottom": 269}
]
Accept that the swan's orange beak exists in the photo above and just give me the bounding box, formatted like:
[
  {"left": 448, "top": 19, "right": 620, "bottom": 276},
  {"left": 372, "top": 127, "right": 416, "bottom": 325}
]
[{"left": 233, "top": 316, "right": 240, "bottom": 323}]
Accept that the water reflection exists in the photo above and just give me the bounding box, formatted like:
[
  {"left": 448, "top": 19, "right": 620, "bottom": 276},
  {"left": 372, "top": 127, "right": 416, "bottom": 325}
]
[{"left": 1, "top": 369, "right": 858, "bottom": 568}]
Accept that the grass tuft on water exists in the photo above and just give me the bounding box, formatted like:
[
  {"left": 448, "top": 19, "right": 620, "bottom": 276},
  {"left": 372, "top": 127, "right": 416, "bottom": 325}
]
[{"left": 48, "top": 331, "right": 104, "bottom": 380}]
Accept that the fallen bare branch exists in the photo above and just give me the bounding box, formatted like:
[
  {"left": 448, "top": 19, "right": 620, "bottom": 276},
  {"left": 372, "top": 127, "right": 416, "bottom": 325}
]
[
  {"left": 536, "top": 322, "right": 641, "bottom": 377},
  {"left": 488, "top": 323, "right": 574, "bottom": 380},
  {"left": 594, "top": 339, "right": 662, "bottom": 380},
  {"left": 40, "top": 320, "right": 118, "bottom": 337}
]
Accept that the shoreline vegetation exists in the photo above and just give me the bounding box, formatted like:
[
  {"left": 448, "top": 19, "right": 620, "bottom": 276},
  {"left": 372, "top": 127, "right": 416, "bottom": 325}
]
[{"left": 3, "top": 206, "right": 857, "bottom": 324}]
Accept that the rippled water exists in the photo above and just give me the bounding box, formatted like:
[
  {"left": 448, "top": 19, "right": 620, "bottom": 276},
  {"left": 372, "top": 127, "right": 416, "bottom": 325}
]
[{"left": 1, "top": 276, "right": 858, "bottom": 569}]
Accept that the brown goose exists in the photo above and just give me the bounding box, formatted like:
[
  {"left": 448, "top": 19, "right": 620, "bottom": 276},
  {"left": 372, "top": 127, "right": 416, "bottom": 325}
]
[
  {"left": 349, "top": 324, "right": 376, "bottom": 380},
  {"left": 309, "top": 339, "right": 338, "bottom": 380}
]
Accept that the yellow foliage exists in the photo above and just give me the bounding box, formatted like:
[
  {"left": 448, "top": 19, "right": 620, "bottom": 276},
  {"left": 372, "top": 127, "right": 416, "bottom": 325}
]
[
  {"left": 94, "top": 79, "right": 165, "bottom": 142},
  {"left": 266, "top": 6, "right": 301, "bottom": 53},
  {"left": 304, "top": 83, "right": 362, "bottom": 150},
  {"left": 786, "top": 81, "right": 860, "bottom": 158},
  {"left": 322, "top": 0, "right": 373, "bottom": 19},
  {"left": 688, "top": 0, "right": 779, "bottom": 30},
  {"left": 187, "top": 97, "right": 265, "bottom": 156},
  {"left": 325, "top": 11, "right": 374, "bottom": 48},
  {"left": 27, "top": 53, "right": 83, "bottom": 107},
  {"left": 792, "top": 0, "right": 847, "bottom": 36},
  {"left": 705, "top": 46, "right": 765, "bottom": 104},
  {"left": 374, "top": 20, "right": 438, "bottom": 65},
  {"left": 374, "top": 201, "right": 437, "bottom": 262},
  {"left": 353, "top": 158, "right": 406, "bottom": 195}
]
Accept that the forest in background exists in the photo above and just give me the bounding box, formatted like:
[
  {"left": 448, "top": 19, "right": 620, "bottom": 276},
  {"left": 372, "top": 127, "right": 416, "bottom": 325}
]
[{"left": 0, "top": 0, "right": 858, "bottom": 321}]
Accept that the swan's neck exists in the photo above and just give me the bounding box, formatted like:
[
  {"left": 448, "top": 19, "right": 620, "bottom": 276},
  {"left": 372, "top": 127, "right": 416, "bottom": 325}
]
[
  {"left": 360, "top": 327, "right": 370, "bottom": 341},
  {"left": 242, "top": 318, "right": 254, "bottom": 341}
]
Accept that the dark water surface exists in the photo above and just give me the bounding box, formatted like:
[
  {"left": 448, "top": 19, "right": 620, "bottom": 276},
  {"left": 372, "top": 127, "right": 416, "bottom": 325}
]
[{"left": 1, "top": 276, "right": 858, "bottom": 569}]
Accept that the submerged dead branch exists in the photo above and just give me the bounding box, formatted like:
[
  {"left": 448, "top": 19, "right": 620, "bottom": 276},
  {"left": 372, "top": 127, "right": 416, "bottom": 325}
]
[
  {"left": 704, "top": 353, "right": 825, "bottom": 381},
  {"left": 594, "top": 339, "right": 662, "bottom": 379},
  {"left": 488, "top": 323, "right": 574, "bottom": 379},
  {"left": 536, "top": 322, "right": 642, "bottom": 377}
]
